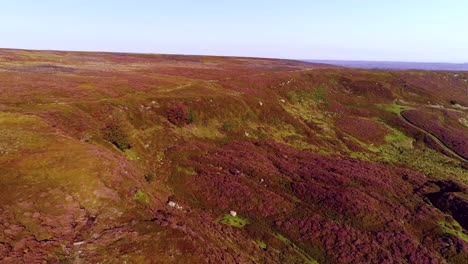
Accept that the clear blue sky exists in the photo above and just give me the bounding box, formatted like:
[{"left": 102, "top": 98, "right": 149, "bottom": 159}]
[{"left": 1, "top": 0, "right": 467, "bottom": 62}]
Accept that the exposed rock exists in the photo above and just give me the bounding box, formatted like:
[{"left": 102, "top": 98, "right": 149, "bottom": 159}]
[{"left": 168, "top": 201, "right": 183, "bottom": 210}]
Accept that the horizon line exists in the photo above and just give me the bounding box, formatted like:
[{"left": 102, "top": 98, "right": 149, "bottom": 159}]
[{"left": 1, "top": 47, "right": 466, "bottom": 65}]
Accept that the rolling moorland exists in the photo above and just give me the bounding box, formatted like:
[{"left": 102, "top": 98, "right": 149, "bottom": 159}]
[{"left": 0, "top": 49, "right": 467, "bottom": 264}]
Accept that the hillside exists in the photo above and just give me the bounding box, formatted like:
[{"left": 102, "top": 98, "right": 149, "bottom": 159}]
[{"left": 0, "top": 49, "right": 467, "bottom": 264}]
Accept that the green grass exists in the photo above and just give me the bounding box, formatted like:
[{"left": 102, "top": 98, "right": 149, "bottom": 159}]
[
  {"left": 133, "top": 190, "right": 148, "bottom": 204},
  {"left": 287, "top": 87, "right": 328, "bottom": 105},
  {"left": 384, "top": 128, "right": 413, "bottom": 148},
  {"left": 351, "top": 142, "right": 467, "bottom": 184},
  {"left": 177, "top": 166, "right": 197, "bottom": 176},
  {"left": 0, "top": 112, "right": 53, "bottom": 156},
  {"left": 255, "top": 240, "right": 267, "bottom": 250},
  {"left": 274, "top": 233, "right": 319, "bottom": 264},
  {"left": 340, "top": 131, "right": 380, "bottom": 153},
  {"left": 222, "top": 121, "right": 234, "bottom": 132},
  {"left": 378, "top": 103, "right": 413, "bottom": 116},
  {"left": 385, "top": 131, "right": 406, "bottom": 143},
  {"left": 378, "top": 102, "right": 466, "bottom": 162},
  {"left": 188, "top": 108, "right": 195, "bottom": 124},
  {"left": 219, "top": 214, "right": 249, "bottom": 228},
  {"left": 245, "top": 121, "right": 311, "bottom": 150},
  {"left": 440, "top": 221, "right": 468, "bottom": 242},
  {"left": 276, "top": 233, "right": 290, "bottom": 243},
  {"left": 312, "top": 86, "right": 328, "bottom": 104},
  {"left": 174, "top": 119, "right": 223, "bottom": 139},
  {"left": 124, "top": 149, "right": 139, "bottom": 161}
]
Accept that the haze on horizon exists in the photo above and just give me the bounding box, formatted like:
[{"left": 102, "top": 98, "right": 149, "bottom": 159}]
[{"left": 1, "top": 0, "right": 467, "bottom": 63}]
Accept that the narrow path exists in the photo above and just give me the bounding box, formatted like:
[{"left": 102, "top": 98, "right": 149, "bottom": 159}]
[{"left": 398, "top": 109, "right": 467, "bottom": 162}]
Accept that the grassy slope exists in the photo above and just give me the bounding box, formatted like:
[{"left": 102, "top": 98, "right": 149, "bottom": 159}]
[{"left": 0, "top": 49, "right": 467, "bottom": 263}]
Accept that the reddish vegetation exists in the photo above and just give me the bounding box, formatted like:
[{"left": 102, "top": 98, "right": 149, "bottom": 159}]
[
  {"left": 335, "top": 117, "right": 387, "bottom": 145},
  {"left": 339, "top": 78, "right": 394, "bottom": 100},
  {"left": 0, "top": 49, "right": 467, "bottom": 263},
  {"left": 181, "top": 140, "right": 467, "bottom": 264},
  {"left": 167, "top": 103, "right": 191, "bottom": 126},
  {"left": 388, "top": 115, "right": 462, "bottom": 160},
  {"left": 402, "top": 109, "right": 468, "bottom": 159},
  {"left": 398, "top": 72, "right": 468, "bottom": 106}
]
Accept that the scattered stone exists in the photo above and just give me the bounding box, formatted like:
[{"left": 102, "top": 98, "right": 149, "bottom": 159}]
[
  {"left": 168, "top": 201, "right": 183, "bottom": 210},
  {"left": 230, "top": 211, "right": 237, "bottom": 217},
  {"left": 229, "top": 168, "right": 241, "bottom": 176}
]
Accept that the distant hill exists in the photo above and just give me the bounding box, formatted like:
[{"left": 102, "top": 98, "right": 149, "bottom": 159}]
[{"left": 306, "top": 60, "right": 468, "bottom": 71}]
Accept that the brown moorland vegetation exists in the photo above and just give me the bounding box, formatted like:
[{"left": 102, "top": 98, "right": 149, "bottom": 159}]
[{"left": 0, "top": 49, "right": 467, "bottom": 263}]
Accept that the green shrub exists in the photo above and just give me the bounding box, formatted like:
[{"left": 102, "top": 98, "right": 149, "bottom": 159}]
[
  {"left": 103, "top": 123, "right": 131, "bottom": 151},
  {"left": 144, "top": 173, "right": 155, "bottom": 182},
  {"left": 188, "top": 108, "right": 195, "bottom": 124},
  {"left": 312, "top": 86, "right": 328, "bottom": 104},
  {"left": 219, "top": 214, "right": 249, "bottom": 228},
  {"left": 133, "top": 190, "right": 148, "bottom": 204},
  {"left": 222, "top": 122, "right": 234, "bottom": 132}
]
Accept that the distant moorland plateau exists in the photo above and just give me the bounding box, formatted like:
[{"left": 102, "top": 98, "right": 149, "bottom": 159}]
[{"left": 306, "top": 60, "right": 468, "bottom": 71}]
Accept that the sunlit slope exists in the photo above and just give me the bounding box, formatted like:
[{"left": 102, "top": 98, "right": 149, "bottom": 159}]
[{"left": 0, "top": 49, "right": 467, "bottom": 263}]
